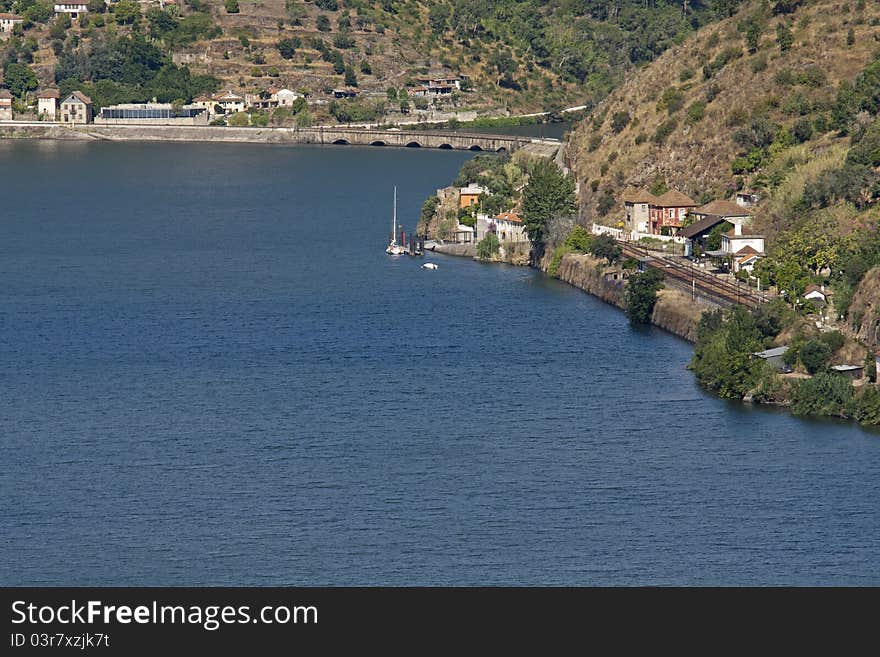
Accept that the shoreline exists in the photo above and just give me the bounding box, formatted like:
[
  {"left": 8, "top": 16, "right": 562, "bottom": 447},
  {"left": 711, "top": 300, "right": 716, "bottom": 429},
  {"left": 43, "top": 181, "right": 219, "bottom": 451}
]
[{"left": 0, "top": 122, "right": 560, "bottom": 156}]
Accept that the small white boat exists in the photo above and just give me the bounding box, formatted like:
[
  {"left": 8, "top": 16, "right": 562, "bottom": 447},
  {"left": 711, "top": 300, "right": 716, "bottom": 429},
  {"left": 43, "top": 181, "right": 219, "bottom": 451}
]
[
  {"left": 422, "top": 262, "right": 439, "bottom": 270},
  {"left": 386, "top": 187, "right": 406, "bottom": 256}
]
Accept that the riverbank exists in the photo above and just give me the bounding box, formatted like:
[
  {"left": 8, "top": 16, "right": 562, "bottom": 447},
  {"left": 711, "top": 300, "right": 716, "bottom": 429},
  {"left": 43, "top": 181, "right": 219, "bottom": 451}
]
[
  {"left": 0, "top": 122, "right": 558, "bottom": 156},
  {"left": 542, "top": 251, "right": 709, "bottom": 343}
]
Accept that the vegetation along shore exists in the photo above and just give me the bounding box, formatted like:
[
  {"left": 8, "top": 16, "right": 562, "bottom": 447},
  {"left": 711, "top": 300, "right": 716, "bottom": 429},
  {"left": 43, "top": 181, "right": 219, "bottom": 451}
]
[{"left": 418, "top": 0, "right": 880, "bottom": 430}]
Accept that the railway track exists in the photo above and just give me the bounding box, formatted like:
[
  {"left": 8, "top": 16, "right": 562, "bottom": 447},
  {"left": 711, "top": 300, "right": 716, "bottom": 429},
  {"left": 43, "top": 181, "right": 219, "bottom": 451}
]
[{"left": 616, "top": 241, "right": 767, "bottom": 308}]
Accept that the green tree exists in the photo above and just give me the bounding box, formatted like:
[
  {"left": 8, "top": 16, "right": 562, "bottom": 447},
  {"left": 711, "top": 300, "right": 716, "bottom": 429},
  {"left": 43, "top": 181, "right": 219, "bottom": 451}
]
[
  {"left": 563, "top": 225, "right": 593, "bottom": 253},
  {"left": 590, "top": 233, "right": 622, "bottom": 264},
  {"left": 277, "top": 38, "right": 297, "bottom": 59},
  {"left": 476, "top": 233, "right": 500, "bottom": 260},
  {"left": 227, "top": 111, "right": 250, "bottom": 127},
  {"left": 521, "top": 160, "right": 577, "bottom": 245},
  {"left": 798, "top": 340, "right": 832, "bottom": 375},
  {"left": 3, "top": 62, "right": 38, "bottom": 99},
  {"left": 225, "top": 0, "right": 239, "bottom": 13},
  {"left": 113, "top": 0, "right": 141, "bottom": 24},
  {"left": 316, "top": 14, "right": 330, "bottom": 32},
  {"left": 49, "top": 12, "right": 71, "bottom": 40},
  {"left": 776, "top": 23, "right": 794, "bottom": 52},
  {"left": 87, "top": 0, "right": 106, "bottom": 12},
  {"left": 610, "top": 111, "right": 630, "bottom": 133},
  {"left": 625, "top": 269, "right": 665, "bottom": 324},
  {"left": 344, "top": 66, "right": 358, "bottom": 87}
]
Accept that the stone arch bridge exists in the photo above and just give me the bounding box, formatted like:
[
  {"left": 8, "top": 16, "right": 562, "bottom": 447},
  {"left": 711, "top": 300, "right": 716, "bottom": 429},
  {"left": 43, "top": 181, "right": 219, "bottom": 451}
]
[{"left": 300, "top": 127, "right": 554, "bottom": 153}]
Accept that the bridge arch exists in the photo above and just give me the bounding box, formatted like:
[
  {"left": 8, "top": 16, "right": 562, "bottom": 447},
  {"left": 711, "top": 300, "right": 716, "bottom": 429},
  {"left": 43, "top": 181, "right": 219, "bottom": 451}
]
[
  {"left": 370, "top": 140, "right": 386, "bottom": 146},
  {"left": 437, "top": 143, "right": 453, "bottom": 150},
  {"left": 496, "top": 147, "right": 508, "bottom": 153},
  {"left": 332, "top": 139, "right": 349, "bottom": 145},
  {"left": 468, "top": 144, "right": 484, "bottom": 151},
  {"left": 405, "top": 141, "right": 422, "bottom": 148}
]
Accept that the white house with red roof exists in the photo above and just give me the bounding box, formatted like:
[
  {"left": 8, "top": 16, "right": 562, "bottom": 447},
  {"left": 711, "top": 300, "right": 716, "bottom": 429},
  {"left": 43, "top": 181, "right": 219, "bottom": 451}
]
[
  {"left": 0, "top": 12, "right": 24, "bottom": 33},
  {"left": 476, "top": 211, "right": 528, "bottom": 243}
]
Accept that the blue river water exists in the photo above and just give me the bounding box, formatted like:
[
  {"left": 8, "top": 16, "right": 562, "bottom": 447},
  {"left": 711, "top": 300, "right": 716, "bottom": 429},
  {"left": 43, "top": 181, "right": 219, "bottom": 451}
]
[{"left": 1, "top": 141, "right": 878, "bottom": 585}]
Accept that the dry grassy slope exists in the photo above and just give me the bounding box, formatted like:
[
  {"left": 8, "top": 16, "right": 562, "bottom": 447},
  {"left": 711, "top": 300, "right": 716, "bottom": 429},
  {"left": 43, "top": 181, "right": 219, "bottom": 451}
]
[
  {"left": 568, "top": 0, "right": 880, "bottom": 225},
  {"left": 16, "top": 1, "right": 577, "bottom": 114},
  {"left": 168, "top": 1, "right": 574, "bottom": 112}
]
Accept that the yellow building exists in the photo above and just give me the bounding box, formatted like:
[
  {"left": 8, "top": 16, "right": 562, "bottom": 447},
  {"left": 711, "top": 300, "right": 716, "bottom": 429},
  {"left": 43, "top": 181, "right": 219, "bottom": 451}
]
[{"left": 459, "top": 185, "right": 487, "bottom": 209}]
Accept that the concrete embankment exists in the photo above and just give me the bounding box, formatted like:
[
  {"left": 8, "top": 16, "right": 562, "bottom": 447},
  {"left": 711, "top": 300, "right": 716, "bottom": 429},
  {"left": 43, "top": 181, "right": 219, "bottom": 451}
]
[
  {"left": 546, "top": 252, "right": 709, "bottom": 343},
  {"left": 431, "top": 243, "right": 477, "bottom": 258}
]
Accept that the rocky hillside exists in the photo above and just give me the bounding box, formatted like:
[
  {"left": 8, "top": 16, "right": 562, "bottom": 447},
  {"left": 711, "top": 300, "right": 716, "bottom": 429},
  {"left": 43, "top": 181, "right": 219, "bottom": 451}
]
[
  {"left": 569, "top": 0, "right": 880, "bottom": 228},
  {"left": 2, "top": 1, "right": 736, "bottom": 121}
]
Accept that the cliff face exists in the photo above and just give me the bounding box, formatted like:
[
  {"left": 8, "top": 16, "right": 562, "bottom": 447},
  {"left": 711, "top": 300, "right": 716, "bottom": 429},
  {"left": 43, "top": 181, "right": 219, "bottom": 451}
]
[
  {"left": 847, "top": 266, "right": 880, "bottom": 347},
  {"left": 543, "top": 252, "right": 707, "bottom": 343}
]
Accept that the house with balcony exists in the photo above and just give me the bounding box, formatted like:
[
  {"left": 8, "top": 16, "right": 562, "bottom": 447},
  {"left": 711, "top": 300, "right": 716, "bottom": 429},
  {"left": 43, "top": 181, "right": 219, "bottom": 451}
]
[
  {"left": 59, "top": 91, "right": 92, "bottom": 124},
  {"left": 648, "top": 190, "right": 696, "bottom": 235}
]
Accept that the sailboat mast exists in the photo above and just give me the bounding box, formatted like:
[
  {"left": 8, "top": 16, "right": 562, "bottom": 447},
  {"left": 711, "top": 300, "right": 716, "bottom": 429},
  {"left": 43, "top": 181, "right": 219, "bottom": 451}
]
[{"left": 393, "top": 186, "right": 397, "bottom": 240}]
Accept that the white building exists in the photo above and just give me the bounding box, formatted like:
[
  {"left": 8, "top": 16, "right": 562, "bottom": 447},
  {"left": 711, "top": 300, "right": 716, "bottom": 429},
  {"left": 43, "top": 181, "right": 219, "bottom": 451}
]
[
  {"left": 452, "top": 222, "right": 474, "bottom": 244},
  {"left": 803, "top": 284, "right": 827, "bottom": 307},
  {"left": 0, "top": 89, "right": 12, "bottom": 120},
  {"left": 54, "top": 2, "right": 88, "bottom": 18},
  {"left": 475, "top": 212, "right": 528, "bottom": 243},
  {"left": 213, "top": 90, "right": 245, "bottom": 114},
  {"left": 275, "top": 88, "right": 301, "bottom": 107},
  {"left": 721, "top": 222, "right": 764, "bottom": 258},
  {"left": 622, "top": 188, "right": 657, "bottom": 236},
  {"left": 95, "top": 102, "right": 208, "bottom": 125},
  {"left": 0, "top": 12, "right": 24, "bottom": 33},
  {"left": 37, "top": 89, "right": 59, "bottom": 120}
]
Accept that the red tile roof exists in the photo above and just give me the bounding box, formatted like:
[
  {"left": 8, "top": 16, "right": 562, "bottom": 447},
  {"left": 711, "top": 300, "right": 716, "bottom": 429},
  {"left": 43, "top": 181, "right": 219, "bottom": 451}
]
[
  {"left": 653, "top": 190, "right": 697, "bottom": 207},
  {"left": 622, "top": 187, "right": 658, "bottom": 204},
  {"left": 494, "top": 211, "right": 523, "bottom": 223},
  {"left": 693, "top": 199, "right": 751, "bottom": 217},
  {"left": 37, "top": 89, "right": 60, "bottom": 99}
]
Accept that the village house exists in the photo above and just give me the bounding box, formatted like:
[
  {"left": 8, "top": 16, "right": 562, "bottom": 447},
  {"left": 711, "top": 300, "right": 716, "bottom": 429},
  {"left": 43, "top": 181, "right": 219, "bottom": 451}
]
[
  {"left": 275, "top": 88, "right": 301, "bottom": 107},
  {"left": 0, "top": 89, "right": 13, "bottom": 120},
  {"left": 735, "top": 191, "right": 760, "bottom": 208},
  {"left": 192, "top": 95, "right": 216, "bottom": 116},
  {"left": 0, "top": 12, "right": 24, "bottom": 33},
  {"left": 803, "top": 284, "right": 828, "bottom": 309},
  {"left": 648, "top": 190, "right": 696, "bottom": 235},
  {"left": 681, "top": 199, "right": 752, "bottom": 256},
  {"left": 37, "top": 89, "right": 60, "bottom": 120},
  {"left": 213, "top": 90, "right": 245, "bottom": 114},
  {"left": 459, "top": 185, "right": 488, "bottom": 209},
  {"left": 732, "top": 245, "right": 762, "bottom": 273},
  {"left": 418, "top": 76, "right": 461, "bottom": 93},
  {"left": 59, "top": 91, "right": 92, "bottom": 124},
  {"left": 452, "top": 222, "right": 475, "bottom": 244},
  {"left": 753, "top": 346, "right": 791, "bottom": 373},
  {"left": 54, "top": 2, "right": 88, "bottom": 18},
  {"left": 475, "top": 211, "right": 528, "bottom": 243},
  {"left": 245, "top": 92, "right": 277, "bottom": 111},
  {"left": 622, "top": 188, "right": 657, "bottom": 236},
  {"left": 720, "top": 226, "right": 765, "bottom": 261}
]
